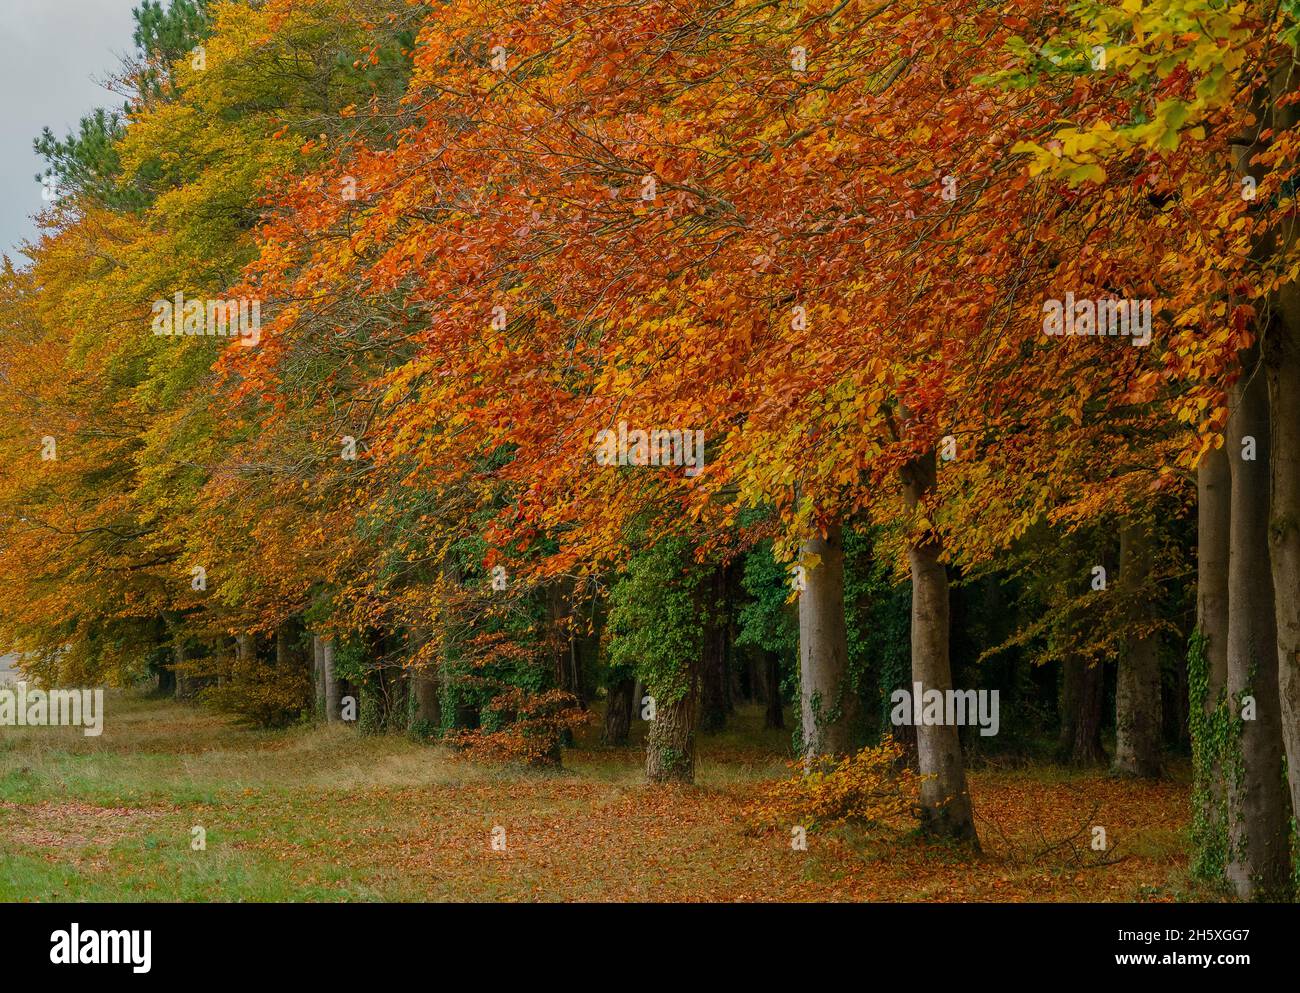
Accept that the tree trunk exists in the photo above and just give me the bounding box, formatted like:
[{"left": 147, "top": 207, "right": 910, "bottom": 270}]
[
  {"left": 798, "top": 523, "right": 858, "bottom": 759},
  {"left": 645, "top": 668, "right": 698, "bottom": 783},
  {"left": 1226, "top": 353, "right": 1293, "bottom": 899},
  {"left": 1114, "top": 523, "right": 1163, "bottom": 777},
  {"left": 1057, "top": 655, "right": 1082, "bottom": 756},
  {"left": 547, "top": 582, "right": 566, "bottom": 691},
  {"left": 1072, "top": 660, "right": 1107, "bottom": 765},
  {"left": 901, "top": 453, "right": 978, "bottom": 844},
  {"left": 322, "top": 638, "right": 343, "bottom": 724},
  {"left": 173, "top": 641, "right": 192, "bottom": 700},
  {"left": 411, "top": 658, "right": 441, "bottom": 738},
  {"left": 1269, "top": 289, "right": 1300, "bottom": 854},
  {"left": 1058, "top": 654, "right": 1105, "bottom": 764},
  {"left": 310, "top": 636, "right": 326, "bottom": 719},
  {"left": 603, "top": 676, "right": 634, "bottom": 746},
  {"left": 1189, "top": 407, "right": 1233, "bottom": 877},
  {"left": 411, "top": 671, "right": 440, "bottom": 725},
  {"left": 405, "top": 624, "right": 440, "bottom": 733},
  {"left": 547, "top": 579, "right": 586, "bottom": 704},
  {"left": 764, "top": 650, "right": 785, "bottom": 730},
  {"left": 569, "top": 634, "right": 585, "bottom": 706},
  {"left": 701, "top": 565, "right": 729, "bottom": 733}
]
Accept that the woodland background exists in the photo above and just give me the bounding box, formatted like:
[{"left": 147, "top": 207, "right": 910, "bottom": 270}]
[{"left": 1, "top": 0, "right": 1299, "bottom": 902}]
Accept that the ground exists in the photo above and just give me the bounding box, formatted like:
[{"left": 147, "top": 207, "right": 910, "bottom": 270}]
[{"left": 0, "top": 692, "right": 1202, "bottom": 902}]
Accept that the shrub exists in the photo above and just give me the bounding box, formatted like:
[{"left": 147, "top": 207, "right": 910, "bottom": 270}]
[
  {"left": 443, "top": 687, "right": 588, "bottom": 766},
  {"left": 179, "top": 649, "right": 309, "bottom": 729},
  {"left": 748, "top": 737, "right": 924, "bottom": 833}
]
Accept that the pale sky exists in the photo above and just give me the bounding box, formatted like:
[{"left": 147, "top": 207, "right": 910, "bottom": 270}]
[{"left": 1, "top": 0, "right": 142, "bottom": 261}]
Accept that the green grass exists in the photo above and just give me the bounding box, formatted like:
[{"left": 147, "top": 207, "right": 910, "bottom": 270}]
[
  {"left": 0, "top": 691, "right": 1194, "bottom": 902},
  {"left": 0, "top": 691, "right": 791, "bottom": 901}
]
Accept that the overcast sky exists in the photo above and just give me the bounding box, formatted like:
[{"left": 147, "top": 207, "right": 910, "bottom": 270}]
[{"left": 2, "top": 0, "right": 141, "bottom": 262}]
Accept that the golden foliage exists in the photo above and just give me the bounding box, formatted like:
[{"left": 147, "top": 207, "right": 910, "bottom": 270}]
[{"left": 747, "top": 738, "right": 925, "bottom": 834}]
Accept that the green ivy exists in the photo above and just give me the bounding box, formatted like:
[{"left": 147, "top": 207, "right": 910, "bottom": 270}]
[
  {"left": 607, "top": 536, "right": 706, "bottom": 705},
  {"left": 1187, "top": 629, "right": 1234, "bottom": 883},
  {"left": 844, "top": 528, "right": 911, "bottom": 740},
  {"left": 735, "top": 540, "right": 797, "bottom": 659}
]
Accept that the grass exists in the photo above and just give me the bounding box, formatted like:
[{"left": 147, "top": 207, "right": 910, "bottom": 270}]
[{"left": 0, "top": 690, "right": 1199, "bottom": 902}]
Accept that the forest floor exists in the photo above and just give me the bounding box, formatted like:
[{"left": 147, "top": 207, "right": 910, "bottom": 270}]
[{"left": 0, "top": 692, "right": 1208, "bottom": 902}]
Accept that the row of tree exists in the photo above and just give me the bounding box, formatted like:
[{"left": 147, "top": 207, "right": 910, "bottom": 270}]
[{"left": 1, "top": 0, "right": 1298, "bottom": 898}]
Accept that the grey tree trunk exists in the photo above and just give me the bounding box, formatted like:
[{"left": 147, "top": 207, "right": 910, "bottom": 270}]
[
  {"left": 311, "top": 636, "right": 326, "bottom": 719},
  {"left": 322, "top": 638, "right": 343, "bottom": 723},
  {"left": 1225, "top": 356, "right": 1292, "bottom": 899},
  {"left": 798, "top": 523, "right": 858, "bottom": 759},
  {"left": 1268, "top": 316, "right": 1300, "bottom": 846},
  {"left": 1266, "top": 66, "right": 1300, "bottom": 875},
  {"left": 1197, "top": 443, "right": 1231, "bottom": 708},
  {"left": 1114, "top": 523, "right": 1163, "bottom": 777},
  {"left": 901, "top": 453, "right": 978, "bottom": 844}
]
